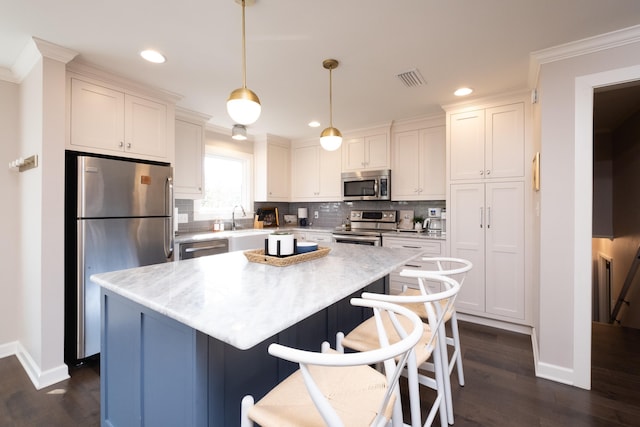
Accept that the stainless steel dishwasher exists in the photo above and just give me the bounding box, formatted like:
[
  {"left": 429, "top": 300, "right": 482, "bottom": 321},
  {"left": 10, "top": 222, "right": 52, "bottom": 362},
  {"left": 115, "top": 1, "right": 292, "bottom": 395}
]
[{"left": 179, "top": 239, "right": 229, "bottom": 259}]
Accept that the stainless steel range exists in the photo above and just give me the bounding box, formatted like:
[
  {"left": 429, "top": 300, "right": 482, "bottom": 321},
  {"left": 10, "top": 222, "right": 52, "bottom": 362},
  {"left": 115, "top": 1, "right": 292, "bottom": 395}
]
[{"left": 331, "top": 210, "right": 397, "bottom": 246}]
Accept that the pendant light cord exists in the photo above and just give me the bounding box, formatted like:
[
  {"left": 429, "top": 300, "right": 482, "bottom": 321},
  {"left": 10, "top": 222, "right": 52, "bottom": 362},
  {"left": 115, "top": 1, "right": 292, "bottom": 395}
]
[
  {"left": 328, "top": 66, "right": 333, "bottom": 127},
  {"left": 241, "top": 0, "right": 247, "bottom": 89}
]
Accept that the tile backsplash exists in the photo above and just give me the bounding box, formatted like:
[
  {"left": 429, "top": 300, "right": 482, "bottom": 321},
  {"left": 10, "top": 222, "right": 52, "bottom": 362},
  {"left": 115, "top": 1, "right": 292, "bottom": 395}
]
[{"left": 175, "top": 199, "right": 445, "bottom": 233}]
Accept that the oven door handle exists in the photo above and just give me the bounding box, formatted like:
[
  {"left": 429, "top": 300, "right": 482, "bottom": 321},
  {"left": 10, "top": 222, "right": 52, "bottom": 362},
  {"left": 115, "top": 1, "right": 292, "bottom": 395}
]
[{"left": 332, "top": 234, "right": 381, "bottom": 243}]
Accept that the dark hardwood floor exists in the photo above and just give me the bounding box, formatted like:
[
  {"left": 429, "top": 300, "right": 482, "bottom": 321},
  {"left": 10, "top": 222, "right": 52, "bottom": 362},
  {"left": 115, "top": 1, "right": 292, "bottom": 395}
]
[
  {"left": 0, "top": 356, "right": 100, "bottom": 427},
  {"left": 1, "top": 321, "right": 638, "bottom": 426}
]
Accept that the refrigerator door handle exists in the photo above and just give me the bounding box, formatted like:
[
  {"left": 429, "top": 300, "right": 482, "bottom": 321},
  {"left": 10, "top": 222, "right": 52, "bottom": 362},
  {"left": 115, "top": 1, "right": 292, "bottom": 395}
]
[
  {"left": 76, "top": 221, "right": 87, "bottom": 359},
  {"left": 165, "top": 176, "right": 174, "bottom": 259}
]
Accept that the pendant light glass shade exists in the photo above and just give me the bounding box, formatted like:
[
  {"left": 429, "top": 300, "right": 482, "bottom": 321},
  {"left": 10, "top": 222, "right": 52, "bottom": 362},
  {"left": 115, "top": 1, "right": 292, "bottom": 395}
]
[
  {"left": 227, "top": 88, "right": 261, "bottom": 125},
  {"left": 227, "top": 0, "right": 261, "bottom": 125},
  {"left": 320, "top": 127, "right": 343, "bottom": 151},
  {"left": 320, "top": 58, "right": 342, "bottom": 151}
]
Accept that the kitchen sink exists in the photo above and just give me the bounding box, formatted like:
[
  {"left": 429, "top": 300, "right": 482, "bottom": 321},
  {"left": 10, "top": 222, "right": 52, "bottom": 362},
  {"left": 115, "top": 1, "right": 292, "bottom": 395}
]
[{"left": 227, "top": 230, "right": 270, "bottom": 251}]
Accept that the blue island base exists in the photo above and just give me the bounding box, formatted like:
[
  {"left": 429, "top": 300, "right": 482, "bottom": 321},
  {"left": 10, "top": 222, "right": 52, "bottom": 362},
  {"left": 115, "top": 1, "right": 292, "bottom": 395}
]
[{"left": 100, "top": 278, "right": 387, "bottom": 427}]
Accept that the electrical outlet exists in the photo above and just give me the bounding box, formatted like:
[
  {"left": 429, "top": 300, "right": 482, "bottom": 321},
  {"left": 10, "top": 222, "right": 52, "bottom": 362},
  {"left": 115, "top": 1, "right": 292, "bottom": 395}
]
[
  {"left": 177, "top": 213, "right": 188, "bottom": 224},
  {"left": 314, "top": 211, "right": 319, "bottom": 219}
]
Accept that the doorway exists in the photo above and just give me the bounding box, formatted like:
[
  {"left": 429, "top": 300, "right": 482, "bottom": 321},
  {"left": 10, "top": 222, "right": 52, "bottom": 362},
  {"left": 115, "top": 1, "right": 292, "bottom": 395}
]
[
  {"left": 592, "top": 81, "right": 640, "bottom": 329},
  {"left": 573, "top": 63, "right": 640, "bottom": 389},
  {"left": 592, "top": 81, "right": 640, "bottom": 328}
]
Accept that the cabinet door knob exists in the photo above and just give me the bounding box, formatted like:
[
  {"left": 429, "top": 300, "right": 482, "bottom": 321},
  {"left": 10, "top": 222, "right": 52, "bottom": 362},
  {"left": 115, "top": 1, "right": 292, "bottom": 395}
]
[
  {"left": 480, "top": 170, "right": 484, "bottom": 175},
  {"left": 486, "top": 170, "right": 491, "bottom": 175},
  {"left": 127, "top": 142, "right": 132, "bottom": 149},
  {"left": 119, "top": 141, "right": 124, "bottom": 148}
]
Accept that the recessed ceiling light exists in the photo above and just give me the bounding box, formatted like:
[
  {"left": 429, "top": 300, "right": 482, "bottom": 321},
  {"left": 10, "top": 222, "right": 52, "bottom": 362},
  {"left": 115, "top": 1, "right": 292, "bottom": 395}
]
[
  {"left": 308, "top": 121, "right": 321, "bottom": 128},
  {"left": 454, "top": 87, "right": 473, "bottom": 97},
  {"left": 140, "top": 49, "right": 166, "bottom": 64}
]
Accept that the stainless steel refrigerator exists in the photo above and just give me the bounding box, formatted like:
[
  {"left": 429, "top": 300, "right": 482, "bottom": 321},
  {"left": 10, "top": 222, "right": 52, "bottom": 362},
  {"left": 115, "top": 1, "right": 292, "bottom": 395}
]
[{"left": 65, "top": 153, "right": 173, "bottom": 363}]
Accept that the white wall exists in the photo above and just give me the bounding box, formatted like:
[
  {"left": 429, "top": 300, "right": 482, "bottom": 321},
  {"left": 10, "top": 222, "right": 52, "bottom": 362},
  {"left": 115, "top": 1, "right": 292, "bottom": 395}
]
[
  {"left": 11, "top": 39, "right": 73, "bottom": 388},
  {"left": 20, "top": 55, "right": 45, "bottom": 367},
  {"left": 536, "top": 32, "right": 640, "bottom": 388},
  {"left": 0, "top": 79, "right": 21, "bottom": 349}
]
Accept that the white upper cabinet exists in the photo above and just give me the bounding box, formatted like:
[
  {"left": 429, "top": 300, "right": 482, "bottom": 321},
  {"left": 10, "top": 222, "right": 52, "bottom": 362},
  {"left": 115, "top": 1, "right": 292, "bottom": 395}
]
[
  {"left": 342, "top": 127, "right": 390, "bottom": 172},
  {"left": 291, "top": 139, "right": 341, "bottom": 201},
  {"left": 449, "top": 102, "right": 524, "bottom": 181},
  {"left": 174, "top": 109, "right": 210, "bottom": 199},
  {"left": 254, "top": 135, "right": 290, "bottom": 202},
  {"left": 124, "top": 95, "right": 167, "bottom": 158},
  {"left": 392, "top": 125, "right": 445, "bottom": 200},
  {"left": 69, "top": 77, "right": 173, "bottom": 162}
]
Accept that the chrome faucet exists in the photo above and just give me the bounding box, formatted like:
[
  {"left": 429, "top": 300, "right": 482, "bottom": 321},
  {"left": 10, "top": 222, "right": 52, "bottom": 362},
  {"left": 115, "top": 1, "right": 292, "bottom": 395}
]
[{"left": 232, "top": 205, "right": 246, "bottom": 231}]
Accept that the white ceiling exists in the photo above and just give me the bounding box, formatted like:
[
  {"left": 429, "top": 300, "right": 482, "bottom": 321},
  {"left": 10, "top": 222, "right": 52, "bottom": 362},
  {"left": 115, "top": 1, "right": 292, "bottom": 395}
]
[{"left": 2, "top": 0, "right": 640, "bottom": 140}]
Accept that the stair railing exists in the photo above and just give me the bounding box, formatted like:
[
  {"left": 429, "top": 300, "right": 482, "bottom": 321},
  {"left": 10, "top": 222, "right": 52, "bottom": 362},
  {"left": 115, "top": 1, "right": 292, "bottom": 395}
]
[{"left": 610, "top": 244, "right": 640, "bottom": 324}]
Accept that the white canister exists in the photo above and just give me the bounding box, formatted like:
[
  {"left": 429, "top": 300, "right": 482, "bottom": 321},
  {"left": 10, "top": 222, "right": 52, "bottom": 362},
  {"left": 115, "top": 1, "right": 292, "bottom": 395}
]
[{"left": 268, "top": 232, "right": 294, "bottom": 256}]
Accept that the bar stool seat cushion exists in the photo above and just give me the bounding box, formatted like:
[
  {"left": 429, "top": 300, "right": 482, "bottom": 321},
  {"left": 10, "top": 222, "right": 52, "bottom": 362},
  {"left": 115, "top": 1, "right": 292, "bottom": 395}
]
[
  {"left": 341, "top": 313, "right": 436, "bottom": 365},
  {"left": 400, "top": 288, "right": 453, "bottom": 322},
  {"left": 247, "top": 350, "right": 395, "bottom": 427}
]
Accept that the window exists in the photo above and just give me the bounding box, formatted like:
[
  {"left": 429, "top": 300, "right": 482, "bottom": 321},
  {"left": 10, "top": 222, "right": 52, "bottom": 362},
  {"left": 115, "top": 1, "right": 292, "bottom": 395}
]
[{"left": 193, "top": 146, "right": 252, "bottom": 221}]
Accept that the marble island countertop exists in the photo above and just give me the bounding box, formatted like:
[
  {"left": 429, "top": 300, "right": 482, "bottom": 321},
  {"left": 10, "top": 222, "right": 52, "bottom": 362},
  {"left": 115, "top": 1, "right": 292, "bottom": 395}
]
[{"left": 92, "top": 243, "right": 419, "bottom": 350}]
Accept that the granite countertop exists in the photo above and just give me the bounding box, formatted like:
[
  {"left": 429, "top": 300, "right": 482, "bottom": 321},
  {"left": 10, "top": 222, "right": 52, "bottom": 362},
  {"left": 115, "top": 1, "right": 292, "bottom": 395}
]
[{"left": 91, "top": 243, "right": 419, "bottom": 350}]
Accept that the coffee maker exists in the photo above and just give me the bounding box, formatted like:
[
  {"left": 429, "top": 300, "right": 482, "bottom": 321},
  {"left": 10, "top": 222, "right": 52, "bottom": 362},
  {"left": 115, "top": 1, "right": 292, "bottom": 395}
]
[
  {"left": 425, "top": 208, "right": 446, "bottom": 234},
  {"left": 298, "top": 207, "right": 308, "bottom": 226}
]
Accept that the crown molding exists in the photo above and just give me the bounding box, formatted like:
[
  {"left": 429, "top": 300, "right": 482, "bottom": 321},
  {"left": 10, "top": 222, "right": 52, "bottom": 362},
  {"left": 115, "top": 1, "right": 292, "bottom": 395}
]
[
  {"left": 67, "top": 60, "right": 182, "bottom": 103},
  {"left": 0, "top": 67, "right": 18, "bottom": 83},
  {"left": 175, "top": 106, "right": 212, "bottom": 123},
  {"left": 32, "top": 37, "right": 78, "bottom": 64},
  {"left": 11, "top": 37, "right": 78, "bottom": 83},
  {"left": 529, "top": 24, "right": 640, "bottom": 88}
]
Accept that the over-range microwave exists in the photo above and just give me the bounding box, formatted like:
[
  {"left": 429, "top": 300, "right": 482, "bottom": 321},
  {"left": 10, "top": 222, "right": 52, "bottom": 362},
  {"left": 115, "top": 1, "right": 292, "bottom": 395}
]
[{"left": 341, "top": 170, "right": 391, "bottom": 201}]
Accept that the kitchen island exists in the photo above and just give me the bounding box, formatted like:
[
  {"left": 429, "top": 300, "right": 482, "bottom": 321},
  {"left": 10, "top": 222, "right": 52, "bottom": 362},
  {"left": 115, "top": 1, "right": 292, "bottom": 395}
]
[{"left": 92, "top": 243, "right": 419, "bottom": 427}]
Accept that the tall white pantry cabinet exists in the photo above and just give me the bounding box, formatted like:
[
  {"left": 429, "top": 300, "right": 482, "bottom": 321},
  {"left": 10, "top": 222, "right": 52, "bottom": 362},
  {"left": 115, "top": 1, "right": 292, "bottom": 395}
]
[{"left": 446, "top": 94, "right": 531, "bottom": 325}]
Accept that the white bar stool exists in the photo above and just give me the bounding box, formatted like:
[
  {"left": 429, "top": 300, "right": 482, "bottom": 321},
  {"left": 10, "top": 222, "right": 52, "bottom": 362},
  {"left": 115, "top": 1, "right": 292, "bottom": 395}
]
[
  {"left": 399, "top": 257, "right": 472, "bottom": 424},
  {"left": 241, "top": 298, "right": 424, "bottom": 427},
  {"left": 337, "top": 274, "right": 461, "bottom": 427}
]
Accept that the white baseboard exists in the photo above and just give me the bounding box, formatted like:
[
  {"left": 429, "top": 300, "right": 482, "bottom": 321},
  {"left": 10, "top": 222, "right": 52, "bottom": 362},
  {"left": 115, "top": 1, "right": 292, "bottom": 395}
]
[
  {"left": 531, "top": 327, "right": 540, "bottom": 377},
  {"left": 457, "top": 312, "right": 533, "bottom": 335},
  {"left": 8, "top": 342, "right": 70, "bottom": 390},
  {"left": 529, "top": 327, "right": 580, "bottom": 387},
  {"left": 535, "top": 360, "right": 575, "bottom": 386}
]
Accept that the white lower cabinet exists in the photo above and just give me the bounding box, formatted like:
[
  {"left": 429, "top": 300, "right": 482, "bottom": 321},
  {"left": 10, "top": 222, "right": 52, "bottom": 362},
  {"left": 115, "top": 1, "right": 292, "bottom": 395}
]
[
  {"left": 449, "top": 181, "right": 525, "bottom": 320},
  {"left": 293, "top": 230, "right": 333, "bottom": 244},
  {"left": 382, "top": 236, "right": 445, "bottom": 294}
]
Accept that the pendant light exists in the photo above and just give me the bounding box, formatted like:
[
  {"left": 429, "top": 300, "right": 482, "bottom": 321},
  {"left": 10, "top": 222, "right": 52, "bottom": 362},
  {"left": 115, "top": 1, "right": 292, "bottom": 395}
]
[
  {"left": 231, "top": 124, "right": 247, "bottom": 140},
  {"left": 227, "top": 0, "right": 261, "bottom": 125},
  {"left": 320, "top": 59, "right": 342, "bottom": 151}
]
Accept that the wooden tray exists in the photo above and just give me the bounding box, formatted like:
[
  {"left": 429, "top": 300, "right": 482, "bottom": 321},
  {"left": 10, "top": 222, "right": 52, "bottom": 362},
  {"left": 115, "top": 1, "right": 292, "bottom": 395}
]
[{"left": 244, "top": 246, "right": 331, "bottom": 267}]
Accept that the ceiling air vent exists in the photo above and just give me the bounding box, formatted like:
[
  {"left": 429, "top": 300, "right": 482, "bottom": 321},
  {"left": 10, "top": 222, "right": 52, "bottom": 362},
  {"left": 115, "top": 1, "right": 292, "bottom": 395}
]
[{"left": 396, "top": 68, "right": 426, "bottom": 88}]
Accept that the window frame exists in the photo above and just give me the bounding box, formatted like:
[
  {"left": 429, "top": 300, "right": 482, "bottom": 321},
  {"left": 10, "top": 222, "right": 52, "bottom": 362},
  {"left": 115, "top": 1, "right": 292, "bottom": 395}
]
[{"left": 193, "top": 145, "right": 253, "bottom": 221}]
